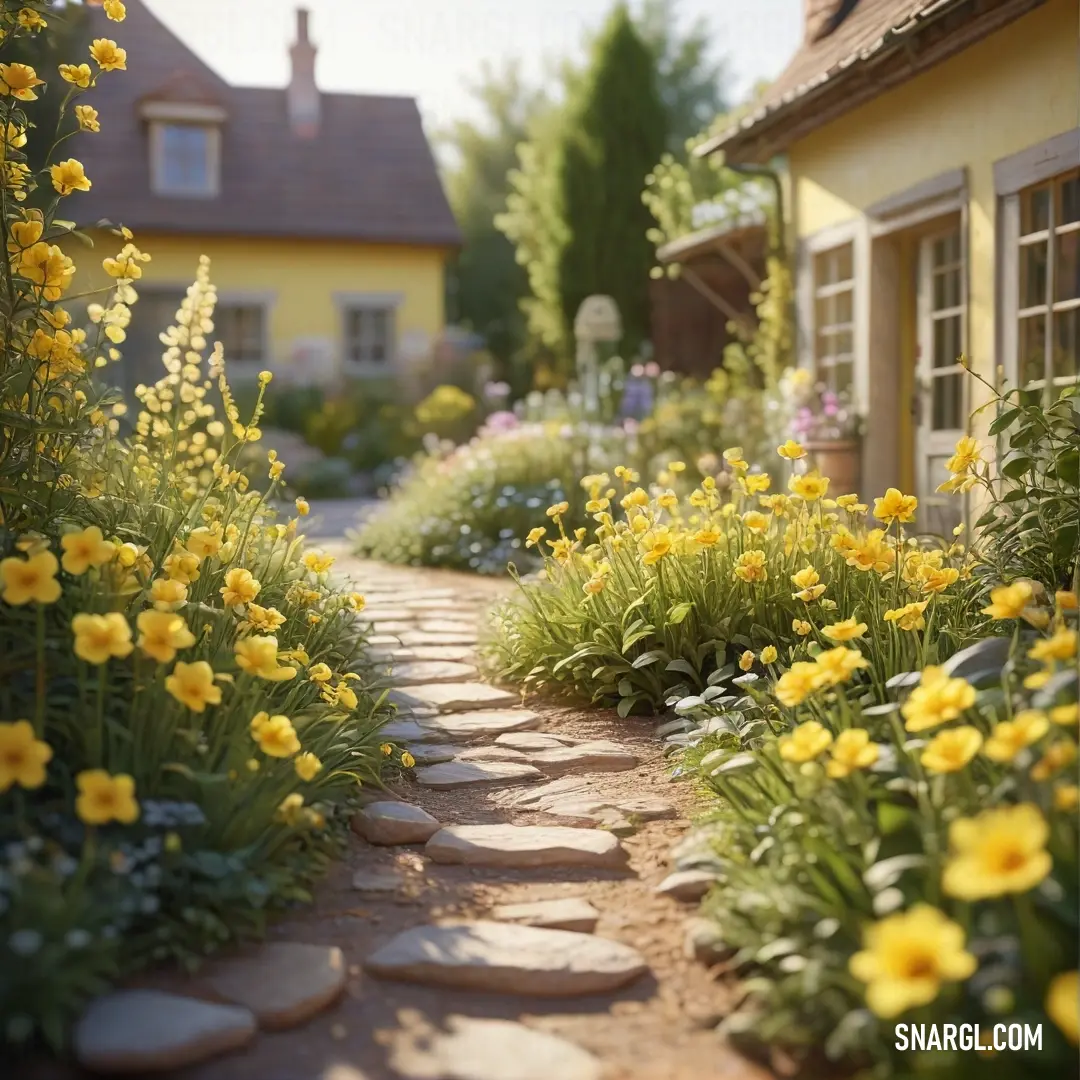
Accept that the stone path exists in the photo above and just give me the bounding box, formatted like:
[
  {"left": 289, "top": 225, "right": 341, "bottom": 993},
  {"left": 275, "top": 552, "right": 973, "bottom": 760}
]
[{"left": 71, "top": 550, "right": 769, "bottom": 1080}]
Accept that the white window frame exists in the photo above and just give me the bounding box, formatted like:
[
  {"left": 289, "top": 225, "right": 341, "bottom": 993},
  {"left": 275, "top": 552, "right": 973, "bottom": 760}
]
[
  {"left": 335, "top": 292, "right": 402, "bottom": 377},
  {"left": 214, "top": 291, "right": 274, "bottom": 375},
  {"left": 148, "top": 119, "right": 222, "bottom": 199},
  {"left": 995, "top": 129, "right": 1080, "bottom": 400}
]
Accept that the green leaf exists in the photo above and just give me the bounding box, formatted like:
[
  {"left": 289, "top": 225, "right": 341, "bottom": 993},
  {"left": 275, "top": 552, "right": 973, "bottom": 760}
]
[
  {"left": 631, "top": 649, "right": 666, "bottom": 669},
  {"left": 665, "top": 658, "right": 698, "bottom": 677},
  {"left": 667, "top": 600, "right": 693, "bottom": 624},
  {"left": 1001, "top": 455, "right": 1034, "bottom": 479},
  {"left": 988, "top": 407, "right": 1022, "bottom": 435}
]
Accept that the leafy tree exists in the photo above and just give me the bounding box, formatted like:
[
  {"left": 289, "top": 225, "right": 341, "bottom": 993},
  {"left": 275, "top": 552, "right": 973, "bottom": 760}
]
[{"left": 439, "top": 64, "right": 542, "bottom": 373}]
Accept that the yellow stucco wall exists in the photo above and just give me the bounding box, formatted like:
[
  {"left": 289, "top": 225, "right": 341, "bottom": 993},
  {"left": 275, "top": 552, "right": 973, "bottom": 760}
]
[
  {"left": 789, "top": 0, "right": 1079, "bottom": 386},
  {"left": 74, "top": 232, "right": 449, "bottom": 373}
]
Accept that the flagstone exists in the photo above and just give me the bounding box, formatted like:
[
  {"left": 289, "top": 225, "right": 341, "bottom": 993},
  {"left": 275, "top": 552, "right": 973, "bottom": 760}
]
[
  {"left": 406, "top": 742, "right": 467, "bottom": 766},
  {"left": 494, "top": 731, "right": 585, "bottom": 751},
  {"left": 404, "top": 644, "right": 477, "bottom": 662},
  {"left": 655, "top": 869, "right": 718, "bottom": 902},
  {"left": 364, "top": 921, "right": 647, "bottom": 995},
  {"left": 491, "top": 897, "right": 601, "bottom": 933},
  {"left": 492, "top": 776, "right": 677, "bottom": 823},
  {"left": 73, "top": 990, "right": 256, "bottom": 1073},
  {"left": 420, "top": 709, "right": 544, "bottom": 740},
  {"left": 417, "top": 619, "right": 480, "bottom": 634},
  {"left": 393, "top": 660, "right": 479, "bottom": 685},
  {"left": 414, "top": 760, "right": 542, "bottom": 788},
  {"left": 400, "top": 630, "right": 479, "bottom": 646},
  {"left": 203, "top": 943, "right": 346, "bottom": 1030},
  {"left": 379, "top": 719, "right": 450, "bottom": 744},
  {"left": 352, "top": 802, "right": 442, "bottom": 845},
  {"left": 388, "top": 1015, "right": 602, "bottom": 1080},
  {"left": 426, "top": 824, "right": 627, "bottom": 870},
  {"left": 392, "top": 683, "right": 518, "bottom": 713},
  {"left": 351, "top": 869, "right": 407, "bottom": 894},
  {"left": 460, "top": 740, "right": 637, "bottom": 777}
]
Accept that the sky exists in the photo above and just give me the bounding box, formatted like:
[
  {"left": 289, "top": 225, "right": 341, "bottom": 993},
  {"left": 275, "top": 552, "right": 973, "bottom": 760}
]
[{"left": 139, "top": 0, "right": 803, "bottom": 132}]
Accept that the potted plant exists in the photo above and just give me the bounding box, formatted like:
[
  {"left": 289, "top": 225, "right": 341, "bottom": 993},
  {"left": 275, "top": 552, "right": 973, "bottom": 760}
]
[{"left": 779, "top": 370, "right": 862, "bottom": 493}]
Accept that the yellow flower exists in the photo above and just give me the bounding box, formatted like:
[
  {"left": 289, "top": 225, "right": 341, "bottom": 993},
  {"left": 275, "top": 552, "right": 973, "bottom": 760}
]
[
  {"left": 790, "top": 566, "right": 820, "bottom": 590},
  {"left": 814, "top": 646, "right": 869, "bottom": 687},
  {"left": 50, "top": 158, "right": 91, "bottom": 196},
  {"left": 733, "top": 549, "right": 768, "bottom": 584},
  {"left": 0, "top": 62, "right": 44, "bottom": 100},
  {"left": 921, "top": 726, "right": 983, "bottom": 773},
  {"left": 268, "top": 459, "right": 285, "bottom": 480},
  {"left": 942, "top": 803, "right": 1051, "bottom": 900},
  {"left": 849, "top": 905, "right": 976, "bottom": 1019},
  {"left": 17, "top": 8, "right": 48, "bottom": 31},
  {"left": 583, "top": 574, "right": 605, "bottom": 596},
  {"left": 380, "top": 742, "right": 393, "bottom": 756},
  {"left": 307, "top": 662, "right": 333, "bottom": 684},
  {"left": 1054, "top": 784, "right": 1080, "bottom": 812},
  {"left": 641, "top": 528, "right": 672, "bottom": 567},
  {"left": 1056, "top": 590, "right": 1079, "bottom": 612},
  {"left": 163, "top": 550, "right": 200, "bottom": 584},
  {"left": 826, "top": 728, "right": 879, "bottom": 778},
  {"left": 741, "top": 473, "right": 771, "bottom": 495},
  {"left": 150, "top": 576, "right": 188, "bottom": 611},
  {"left": 778, "top": 720, "right": 833, "bottom": 762},
  {"left": 944, "top": 435, "right": 982, "bottom": 474},
  {"left": 822, "top": 618, "right": 868, "bottom": 643},
  {"left": 656, "top": 489, "right": 678, "bottom": 512},
  {"left": 693, "top": 525, "right": 721, "bottom": 546},
  {"left": 776, "top": 439, "right": 806, "bottom": 460},
  {"left": 873, "top": 488, "right": 918, "bottom": 526},
  {"left": 253, "top": 714, "right": 300, "bottom": 758},
  {"left": 792, "top": 618, "right": 812, "bottom": 637},
  {"left": 0, "top": 721, "right": 52, "bottom": 792},
  {"left": 983, "top": 710, "right": 1050, "bottom": 762},
  {"left": 1046, "top": 971, "right": 1079, "bottom": 1046},
  {"left": 75, "top": 770, "right": 139, "bottom": 825},
  {"left": 918, "top": 566, "right": 959, "bottom": 594},
  {"left": 74, "top": 104, "right": 100, "bottom": 132},
  {"left": 982, "top": 581, "right": 1034, "bottom": 620},
  {"left": 235, "top": 635, "right": 297, "bottom": 682},
  {"left": 525, "top": 526, "right": 546, "bottom": 548},
  {"left": 836, "top": 494, "right": 867, "bottom": 513},
  {"left": 302, "top": 550, "right": 335, "bottom": 574},
  {"left": 1030, "top": 740, "right": 1077, "bottom": 782},
  {"left": 71, "top": 612, "right": 133, "bottom": 665},
  {"left": 221, "top": 567, "right": 260, "bottom": 608},
  {"left": 59, "top": 62, "right": 92, "bottom": 87},
  {"left": 295, "top": 497, "right": 310, "bottom": 516},
  {"left": 401, "top": 750, "right": 416, "bottom": 768},
  {"left": 775, "top": 661, "right": 823, "bottom": 707},
  {"left": 104, "top": 0, "right": 127, "bottom": 21},
  {"left": 164, "top": 660, "right": 222, "bottom": 712},
  {"left": 332, "top": 681, "right": 358, "bottom": 710},
  {"left": 58, "top": 525, "right": 113, "bottom": 576},
  {"left": 738, "top": 650, "right": 754, "bottom": 672},
  {"left": 1050, "top": 703, "right": 1078, "bottom": 727},
  {"left": 90, "top": 38, "right": 127, "bottom": 71},
  {"left": 760, "top": 645, "right": 778, "bottom": 665},
  {"left": 788, "top": 472, "right": 829, "bottom": 502},
  {"left": 901, "top": 667, "right": 976, "bottom": 732},
  {"left": 1028, "top": 628, "right": 1077, "bottom": 664},
  {"left": 240, "top": 603, "right": 286, "bottom": 634},
  {"left": 295, "top": 751, "right": 322, "bottom": 781},
  {"left": 277, "top": 792, "right": 305, "bottom": 824},
  {"left": 741, "top": 510, "right": 769, "bottom": 534},
  {"left": 883, "top": 601, "right": 929, "bottom": 632},
  {"left": 186, "top": 526, "right": 223, "bottom": 561},
  {"left": 136, "top": 610, "right": 195, "bottom": 664},
  {"left": 546, "top": 500, "right": 570, "bottom": 518}
]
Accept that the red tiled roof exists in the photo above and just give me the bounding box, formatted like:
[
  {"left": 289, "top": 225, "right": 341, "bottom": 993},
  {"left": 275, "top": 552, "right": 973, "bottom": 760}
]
[
  {"left": 698, "top": 0, "right": 1046, "bottom": 161},
  {"left": 74, "top": 0, "right": 460, "bottom": 247}
]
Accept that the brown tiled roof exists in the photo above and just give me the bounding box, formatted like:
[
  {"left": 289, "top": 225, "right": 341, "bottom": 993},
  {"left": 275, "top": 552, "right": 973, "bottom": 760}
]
[
  {"left": 699, "top": 0, "right": 1047, "bottom": 161},
  {"left": 74, "top": 0, "right": 460, "bottom": 247}
]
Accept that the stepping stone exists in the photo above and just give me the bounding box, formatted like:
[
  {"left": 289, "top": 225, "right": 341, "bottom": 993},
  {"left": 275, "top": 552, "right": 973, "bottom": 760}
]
[
  {"left": 353, "top": 802, "right": 441, "bottom": 845},
  {"left": 204, "top": 943, "right": 345, "bottom": 1030},
  {"left": 426, "top": 824, "right": 627, "bottom": 870},
  {"left": 389, "top": 1015, "right": 601, "bottom": 1080},
  {"left": 364, "top": 921, "right": 647, "bottom": 995},
  {"left": 401, "top": 631, "right": 479, "bottom": 646},
  {"left": 372, "top": 621, "right": 416, "bottom": 634},
  {"left": 655, "top": 869, "right": 718, "bottom": 902},
  {"left": 492, "top": 897, "right": 601, "bottom": 933},
  {"left": 368, "top": 633, "right": 404, "bottom": 646},
  {"left": 73, "top": 989, "right": 255, "bottom": 1072},
  {"left": 417, "top": 620, "right": 478, "bottom": 634},
  {"left": 407, "top": 645, "right": 477, "bottom": 662},
  {"left": 362, "top": 608, "right": 418, "bottom": 623},
  {"left": 380, "top": 719, "right": 449, "bottom": 745},
  {"left": 392, "top": 683, "right": 518, "bottom": 713},
  {"left": 402, "top": 596, "right": 462, "bottom": 609},
  {"left": 352, "top": 869, "right": 406, "bottom": 894},
  {"left": 421, "top": 709, "right": 543, "bottom": 740},
  {"left": 406, "top": 742, "right": 466, "bottom": 766},
  {"left": 393, "top": 660, "right": 479, "bottom": 685},
  {"left": 522, "top": 742, "right": 638, "bottom": 777},
  {"left": 684, "top": 917, "right": 727, "bottom": 965},
  {"left": 495, "top": 732, "right": 584, "bottom": 751},
  {"left": 415, "top": 760, "right": 542, "bottom": 789},
  {"left": 492, "top": 777, "right": 677, "bottom": 823}
]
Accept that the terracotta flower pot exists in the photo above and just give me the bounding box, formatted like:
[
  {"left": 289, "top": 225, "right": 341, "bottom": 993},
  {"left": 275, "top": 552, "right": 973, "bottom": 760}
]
[{"left": 804, "top": 438, "right": 861, "bottom": 496}]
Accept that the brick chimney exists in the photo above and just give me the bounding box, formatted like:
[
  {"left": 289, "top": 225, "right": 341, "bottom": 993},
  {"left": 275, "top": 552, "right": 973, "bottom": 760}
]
[{"left": 288, "top": 8, "right": 319, "bottom": 138}]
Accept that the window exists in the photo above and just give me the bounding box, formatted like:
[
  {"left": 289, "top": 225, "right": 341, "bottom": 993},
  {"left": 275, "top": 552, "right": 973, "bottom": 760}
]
[
  {"left": 152, "top": 123, "right": 217, "bottom": 197},
  {"left": 812, "top": 242, "right": 855, "bottom": 392},
  {"left": 343, "top": 306, "right": 394, "bottom": 367},
  {"left": 1015, "top": 168, "right": 1080, "bottom": 397},
  {"left": 216, "top": 303, "right": 266, "bottom": 365}
]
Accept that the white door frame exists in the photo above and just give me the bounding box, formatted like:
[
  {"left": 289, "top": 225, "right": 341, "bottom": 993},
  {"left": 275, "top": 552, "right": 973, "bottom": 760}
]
[{"left": 915, "top": 226, "right": 967, "bottom": 529}]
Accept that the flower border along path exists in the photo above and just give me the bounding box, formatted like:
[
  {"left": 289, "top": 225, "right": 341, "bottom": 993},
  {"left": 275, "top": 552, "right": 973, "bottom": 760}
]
[{"left": 116, "top": 550, "right": 770, "bottom": 1080}]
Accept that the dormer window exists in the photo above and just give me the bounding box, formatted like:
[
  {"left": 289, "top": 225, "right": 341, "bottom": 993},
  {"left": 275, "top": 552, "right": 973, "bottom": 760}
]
[{"left": 139, "top": 94, "right": 226, "bottom": 199}]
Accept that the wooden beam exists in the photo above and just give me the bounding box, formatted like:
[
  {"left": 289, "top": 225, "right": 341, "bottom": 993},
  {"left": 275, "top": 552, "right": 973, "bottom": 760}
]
[{"left": 680, "top": 265, "right": 756, "bottom": 336}]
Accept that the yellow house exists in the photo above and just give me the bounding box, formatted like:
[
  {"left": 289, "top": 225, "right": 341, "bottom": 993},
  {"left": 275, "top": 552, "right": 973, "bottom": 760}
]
[
  {"left": 74, "top": 0, "right": 459, "bottom": 397},
  {"left": 700, "top": 0, "right": 1078, "bottom": 530}
]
